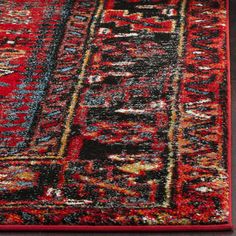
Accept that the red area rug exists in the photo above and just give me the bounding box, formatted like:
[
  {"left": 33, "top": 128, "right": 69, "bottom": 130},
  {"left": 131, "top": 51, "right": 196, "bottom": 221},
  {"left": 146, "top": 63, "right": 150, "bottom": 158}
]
[{"left": 0, "top": 0, "right": 232, "bottom": 231}]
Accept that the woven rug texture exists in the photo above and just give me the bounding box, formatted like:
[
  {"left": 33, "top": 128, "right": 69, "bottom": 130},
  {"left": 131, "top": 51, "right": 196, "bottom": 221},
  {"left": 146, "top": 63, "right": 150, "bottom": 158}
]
[{"left": 0, "top": 0, "right": 231, "bottom": 229}]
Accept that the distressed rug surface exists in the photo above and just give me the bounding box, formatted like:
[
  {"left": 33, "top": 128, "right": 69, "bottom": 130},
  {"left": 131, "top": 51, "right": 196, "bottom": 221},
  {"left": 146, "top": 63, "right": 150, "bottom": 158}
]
[{"left": 0, "top": 0, "right": 232, "bottom": 231}]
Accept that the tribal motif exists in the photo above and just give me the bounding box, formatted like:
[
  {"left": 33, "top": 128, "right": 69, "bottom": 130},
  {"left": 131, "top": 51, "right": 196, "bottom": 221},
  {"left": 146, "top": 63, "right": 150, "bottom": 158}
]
[{"left": 0, "top": 0, "right": 231, "bottom": 226}]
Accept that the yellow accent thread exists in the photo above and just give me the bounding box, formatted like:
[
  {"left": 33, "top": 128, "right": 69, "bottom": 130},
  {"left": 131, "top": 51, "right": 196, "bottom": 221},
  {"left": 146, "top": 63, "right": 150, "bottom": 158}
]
[
  {"left": 166, "top": 0, "right": 187, "bottom": 205},
  {"left": 58, "top": 0, "right": 105, "bottom": 157}
]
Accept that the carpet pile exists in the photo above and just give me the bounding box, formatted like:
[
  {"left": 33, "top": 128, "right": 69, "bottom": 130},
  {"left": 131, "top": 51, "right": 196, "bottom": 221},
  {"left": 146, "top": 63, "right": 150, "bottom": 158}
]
[{"left": 0, "top": 0, "right": 232, "bottom": 231}]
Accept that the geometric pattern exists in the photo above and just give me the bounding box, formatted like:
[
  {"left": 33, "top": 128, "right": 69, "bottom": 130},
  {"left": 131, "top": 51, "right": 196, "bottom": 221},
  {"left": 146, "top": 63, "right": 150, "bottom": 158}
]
[{"left": 0, "top": 0, "right": 232, "bottom": 229}]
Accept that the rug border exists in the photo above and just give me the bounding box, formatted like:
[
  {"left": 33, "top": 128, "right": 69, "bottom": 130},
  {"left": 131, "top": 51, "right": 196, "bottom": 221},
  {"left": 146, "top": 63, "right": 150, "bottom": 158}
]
[
  {"left": 227, "top": 0, "right": 233, "bottom": 231},
  {"left": 0, "top": 224, "right": 232, "bottom": 232},
  {"left": 0, "top": 0, "right": 233, "bottom": 232}
]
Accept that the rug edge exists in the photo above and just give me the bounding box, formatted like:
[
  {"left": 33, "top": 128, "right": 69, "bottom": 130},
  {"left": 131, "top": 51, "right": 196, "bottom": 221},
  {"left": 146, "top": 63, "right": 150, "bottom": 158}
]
[
  {"left": 0, "top": 224, "right": 232, "bottom": 232},
  {"left": 0, "top": 0, "right": 232, "bottom": 231},
  {"left": 227, "top": 0, "right": 233, "bottom": 229}
]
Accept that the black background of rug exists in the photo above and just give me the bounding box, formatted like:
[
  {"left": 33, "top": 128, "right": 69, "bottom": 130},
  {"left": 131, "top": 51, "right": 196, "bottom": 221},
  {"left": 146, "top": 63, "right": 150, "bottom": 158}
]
[{"left": 0, "top": 0, "right": 235, "bottom": 235}]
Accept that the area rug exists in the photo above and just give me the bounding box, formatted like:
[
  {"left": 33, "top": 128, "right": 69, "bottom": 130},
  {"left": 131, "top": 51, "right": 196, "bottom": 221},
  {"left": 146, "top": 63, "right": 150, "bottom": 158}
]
[{"left": 0, "top": 0, "right": 232, "bottom": 231}]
